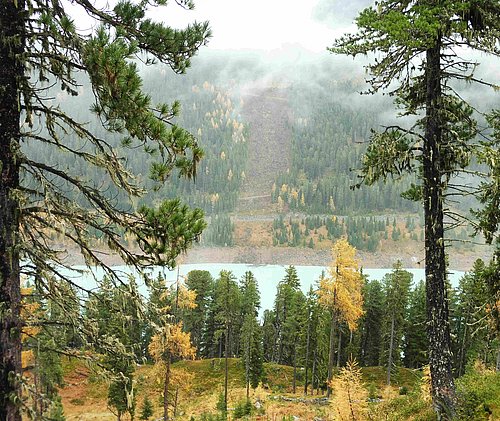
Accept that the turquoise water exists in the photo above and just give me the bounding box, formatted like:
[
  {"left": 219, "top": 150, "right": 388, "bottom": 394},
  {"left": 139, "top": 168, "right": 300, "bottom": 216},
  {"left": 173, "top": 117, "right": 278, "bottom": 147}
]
[{"left": 67, "top": 263, "right": 465, "bottom": 315}]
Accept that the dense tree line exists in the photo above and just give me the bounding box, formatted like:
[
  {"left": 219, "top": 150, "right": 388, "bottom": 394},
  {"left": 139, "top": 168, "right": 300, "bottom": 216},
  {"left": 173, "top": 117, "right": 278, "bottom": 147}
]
[
  {"left": 21, "top": 239, "right": 500, "bottom": 418},
  {"left": 201, "top": 214, "right": 234, "bottom": 246},
  {"left": 271, "top": 83, "right": 419, "bottom": 215},
  {"left": 273, "top": 215, "right": 423, "bottom": 252},
  {"left": 24, "top": 78, "right": 248, "bottom": 216}
]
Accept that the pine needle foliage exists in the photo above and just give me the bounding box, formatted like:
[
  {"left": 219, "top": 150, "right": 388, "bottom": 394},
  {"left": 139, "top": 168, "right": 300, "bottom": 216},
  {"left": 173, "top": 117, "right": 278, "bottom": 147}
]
[
  {"left": 0, "top": 0, "right": 210, "bottom": 418},
  {"left": 329, "top": 357, "right": 367, "bottom": 421},
  {"left": 330, "top": 0, "right": 500, "bottom": 416}
]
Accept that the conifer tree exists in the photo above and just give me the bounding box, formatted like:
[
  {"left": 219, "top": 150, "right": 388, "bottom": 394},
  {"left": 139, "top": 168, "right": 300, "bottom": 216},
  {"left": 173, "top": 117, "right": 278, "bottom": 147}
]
[
  {"left": 139, "top": 396, "right": 154, "bottom": 421},
  {"left": 454, "top": 259, "right": 497, "bottom": 374},
  {"left": 380, "top": 261, "right": 412, "bottom": 385},
  {"left": 148, "top": 278, "right": 196, "bottom": 421},
  {"left": 359, "top": 279, "right": 384, "bottom": 367},
  {"left": 331, "top": 2, "right": 500, "bottom": 415},
  {"left": 303, "top": 286, "right": 319, "bottom": 395},
  {"left": 240, "top": 314, "right": 264, "bottom": 399},
  {"left": 0, "top": 0, "right": 210, "bottom": 417},
  {"left": 318, "top": 237, "right": 363, "bottom": 397},
  {"left": 85, "top": 277, "right": 144, "bottom": 420},
  {"left": 239, "top": 271, "right": 263, "bottom": 398},
  {"left": 329, "top": 357, "right": 367, "bottom": 421},
  {"left": 403, "top": 280, "right": 428, "bottom": 369},
  {"left": 273, "top": 266, "right": 302, "bottom": 365},
  {"left": 184, "top": 270, "right": 214, "bottom": 355},
  {"left": 214, "top": 270, "right": 241, "bottom": 413},
  {"left": 261, "top": 309, "right": 276, "bottom": 363},
  {"left": 480, "top": 248, "right": 500, "bottom": 371}
]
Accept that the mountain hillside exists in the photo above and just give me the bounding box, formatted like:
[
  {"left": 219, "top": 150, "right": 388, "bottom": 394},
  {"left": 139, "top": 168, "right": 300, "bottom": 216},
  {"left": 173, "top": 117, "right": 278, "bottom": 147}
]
[{"left": 238, "top": 86, "right": 292, "bottom": 212}]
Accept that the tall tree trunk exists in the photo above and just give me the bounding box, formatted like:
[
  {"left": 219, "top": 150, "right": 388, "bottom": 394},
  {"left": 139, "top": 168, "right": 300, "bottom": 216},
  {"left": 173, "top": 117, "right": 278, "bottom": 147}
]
[
  {"left": 224, "top": 325, "right": 229, "bottom": 414},
  {"left": 336, "top": 330, "right": 342, "bottom": 369},
  {"left": 304, "top": 314, "right": 311, "bottom": 395},
  {"left": 174, "top": 388, "right": 179, "bottom": 417},
  {"left": 246, "top": 332, "right": 250, "bottom": 400},
  {"left": 163, "top": 351, "right": 171, "bottom": 421},
  {"left": 360, "top": 324, "right": 368, "bottom": 365},
  {"left": 424, "top": 39, "right": 456, "bottom": 418},
  {"left": 387, "top": 314, "right": 395, "bottom": 385},
  {"left": 496, "top": 345, "right": 500, "bottom": 372},
  {"left": 0, "top": 0, "right": 24, "bottom": 419},
  {"left": 292, "top": 346, "right": 297, "bottom": 394},
  {"left": 327, "top": 311, "right": 336, "bottom": 398},
  {"left": 458, "top": 318, "right": 468, "bottom": 377},
  {"left": 311, "top": 348, "right": 317, "bottom": 396},
  {"left": 277, "top": 301, "right": 287, "bottom": 364}
]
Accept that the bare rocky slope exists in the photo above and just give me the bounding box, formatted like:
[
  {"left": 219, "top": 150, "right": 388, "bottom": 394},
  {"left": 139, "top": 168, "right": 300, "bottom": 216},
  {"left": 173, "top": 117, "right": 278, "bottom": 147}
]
[{"left": 237, "top": 85, "right": 292, "bottom": 212}]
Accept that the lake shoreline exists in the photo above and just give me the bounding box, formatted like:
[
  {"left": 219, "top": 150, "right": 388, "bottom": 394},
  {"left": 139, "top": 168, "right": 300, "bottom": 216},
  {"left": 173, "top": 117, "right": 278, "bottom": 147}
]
[{"left": 57, "top": 243, "right": 492, "bottom": 272}]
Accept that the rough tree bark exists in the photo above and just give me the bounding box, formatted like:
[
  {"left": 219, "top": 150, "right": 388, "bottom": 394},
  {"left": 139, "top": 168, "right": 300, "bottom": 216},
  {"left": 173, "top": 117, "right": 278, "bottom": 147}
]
[
  {"left": 423, "top": 39, "right": 456, "bottom": 418},
  {"left": 0, "top": 0, "right": 24, "bottom": 419}
]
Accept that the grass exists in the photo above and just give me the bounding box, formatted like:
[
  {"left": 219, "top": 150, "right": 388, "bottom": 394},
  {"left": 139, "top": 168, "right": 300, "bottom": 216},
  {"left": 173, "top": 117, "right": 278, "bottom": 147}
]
[{"left": 58, "top": 358, "right": 500, "bottom": 420}]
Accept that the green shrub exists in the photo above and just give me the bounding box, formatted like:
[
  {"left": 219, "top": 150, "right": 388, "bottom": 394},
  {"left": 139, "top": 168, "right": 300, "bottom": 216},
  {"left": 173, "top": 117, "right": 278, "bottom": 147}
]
[
  {"left": 234, "top": 399, "right": 252, "bottom": 418},
  {"left": 456, "top": 364, "right": 500, "bottom": 420}
]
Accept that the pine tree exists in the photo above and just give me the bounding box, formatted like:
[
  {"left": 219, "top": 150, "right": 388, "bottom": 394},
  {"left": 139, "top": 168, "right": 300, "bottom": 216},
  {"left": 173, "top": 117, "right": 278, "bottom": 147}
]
[
  {"left": 183, "top": 270, "right": 214, "bottom": 355},
  {"left": 403, "top": 280, "right": 428, "bottom": 369},
  {"left": 480, "top": 248, "right": 500, "bottom": 371},
  {"left": 140, "top": 396, "right": 154, "bottom": 421},
  {"left": 331, "top": 2, "right": 500, "bottom": 416},
  {"left": 107, "top": 356, "right": 136, "bottom": 421},
  {"left": 273, "top": 266, "right": 302, "bottom": 365},
  {"left": 143, "top": 274, "right": 170, "bottom": 360},
  {"left": 86, "top": 277, "right": 144, "bottom": 421},
  {"left": 240, "top": 313, "right": 264, "bottom": 398},
  {"left": 262, "top": 309, "right": 276, "bottom": 363},
  {"left": 0, "top": 1, "right": 210, "bottom": 417},
  {"left": 214, "top": 270, "right": 241, "bottom": 413},
  {"left": 359, "top": 279, "right": 384, "bottom": 367},
  {"left": 239, "top": 271, "right": 263, "bottom": 398},
  {"left": 303, "top": 286, "right": 320, "bottom": 395},
  {"left": 454, "top": 260, "right": 496, "bottom": 374},
  {"left": 380, "top": 261, "right": 412, "bottom": 385},
  {"left": 318, "top": 237, "right": 364, "bottom": 397}
]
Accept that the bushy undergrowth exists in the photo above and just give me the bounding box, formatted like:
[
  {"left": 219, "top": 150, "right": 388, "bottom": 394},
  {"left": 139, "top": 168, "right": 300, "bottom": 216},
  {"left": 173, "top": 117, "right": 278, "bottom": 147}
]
[
  {"left": 233, "top": 400, "right": 253, "bottom": 418},
  {"left": 455, "top": 362, "right": 500, "bottom": 420}
]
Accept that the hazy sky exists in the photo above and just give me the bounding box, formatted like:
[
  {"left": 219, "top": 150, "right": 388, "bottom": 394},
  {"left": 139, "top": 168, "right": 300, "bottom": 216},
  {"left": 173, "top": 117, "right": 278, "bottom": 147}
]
[{"left": 148, "top": 0, "right": 373, "bottom": 52}]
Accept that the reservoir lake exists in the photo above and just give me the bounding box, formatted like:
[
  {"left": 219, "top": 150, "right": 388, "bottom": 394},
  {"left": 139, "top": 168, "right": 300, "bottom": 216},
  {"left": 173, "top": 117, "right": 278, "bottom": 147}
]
[{"left": 68, "top": 263, "right": 465, "bottom": 317}]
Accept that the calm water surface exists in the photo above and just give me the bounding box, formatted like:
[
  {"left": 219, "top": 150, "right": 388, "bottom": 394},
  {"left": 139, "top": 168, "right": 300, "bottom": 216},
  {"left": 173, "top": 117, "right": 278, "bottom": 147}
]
[{"left": 68, "top": 263, "right": 465, "bottom": 316}]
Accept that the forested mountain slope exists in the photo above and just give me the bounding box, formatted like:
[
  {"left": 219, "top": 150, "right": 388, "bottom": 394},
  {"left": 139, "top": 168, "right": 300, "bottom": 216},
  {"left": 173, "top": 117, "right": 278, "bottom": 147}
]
[{"left": 23, "top": 51, "right": 489, "bottom": 264}]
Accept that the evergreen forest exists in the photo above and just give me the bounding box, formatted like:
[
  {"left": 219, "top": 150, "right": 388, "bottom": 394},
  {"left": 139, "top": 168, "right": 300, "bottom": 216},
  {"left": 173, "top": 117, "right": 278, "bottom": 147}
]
[{"left": 0, "top": 0, "right": 499, "bottom": 420}]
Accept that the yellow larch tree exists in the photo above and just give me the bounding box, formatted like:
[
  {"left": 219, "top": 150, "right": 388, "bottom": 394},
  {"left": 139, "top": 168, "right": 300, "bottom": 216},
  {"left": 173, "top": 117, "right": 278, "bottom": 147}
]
[
  {"left": 330, "top": 357, "right": 367, "bottom": 421},
  {"left": 318, "top": 237, "right": 364, "bottom": 397},
  {"left": 148, "top": 283, "right": 196, "bottom": 421}
]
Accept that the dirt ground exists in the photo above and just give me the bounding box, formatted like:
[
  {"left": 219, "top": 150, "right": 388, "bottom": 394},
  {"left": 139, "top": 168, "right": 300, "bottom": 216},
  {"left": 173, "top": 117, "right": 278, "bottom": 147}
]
[{"left": 58, "top": 241, "right": 490, "bottom": 272}]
